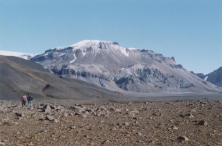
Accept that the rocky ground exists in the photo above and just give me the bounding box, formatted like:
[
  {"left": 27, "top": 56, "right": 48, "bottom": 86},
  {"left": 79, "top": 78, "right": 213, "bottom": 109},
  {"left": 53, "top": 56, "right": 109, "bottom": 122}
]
[{"left": 0, "top": 99, "right": 222, "bottom": 146}]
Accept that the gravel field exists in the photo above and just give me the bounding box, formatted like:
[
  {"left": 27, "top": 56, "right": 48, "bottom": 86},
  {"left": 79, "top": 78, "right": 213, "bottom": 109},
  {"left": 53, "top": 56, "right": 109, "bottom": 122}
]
[{"left": 0, "top": 98, "right": 222, "bottom": 146}]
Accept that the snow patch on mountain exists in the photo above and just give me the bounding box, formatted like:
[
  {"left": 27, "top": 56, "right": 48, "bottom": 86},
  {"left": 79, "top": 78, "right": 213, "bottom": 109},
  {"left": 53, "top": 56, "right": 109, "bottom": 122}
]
[
  {"left": 70, "top": 54, "right": 76, "bottom": 63},
  {"left": 0, "top": 50, "right": 34, "bottom": 60},
  {"left": 119, "top": 46, "right": 129, "bottom": 57},
  {"left": 71, "top": 40, "right": 112, "bottom": 48},
  {"left": 204, "top": 76, "right": 208, "bottom": 81},
  {"left": 53, "top": 40, "right": 129, "bottom": 57}
]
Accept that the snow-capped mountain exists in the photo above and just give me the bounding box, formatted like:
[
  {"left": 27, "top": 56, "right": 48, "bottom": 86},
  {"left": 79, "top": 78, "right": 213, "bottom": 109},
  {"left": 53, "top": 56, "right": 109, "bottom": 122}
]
[
  {"left": 196, "top": 67, "right": 222, "bottom": 87},
  {"left": 30, "top": 40, "right": 220, "bottom": 93},
  {"left": 0, "top": 50, "right": 34, "bottom": 60}
]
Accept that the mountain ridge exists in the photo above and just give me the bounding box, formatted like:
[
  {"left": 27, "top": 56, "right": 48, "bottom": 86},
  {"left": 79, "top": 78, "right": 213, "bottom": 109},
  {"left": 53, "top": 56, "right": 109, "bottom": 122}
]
[
  {"left": 30, "top": 40, "right": 220, "bottom": 93},
  {"left": 196, "top": 66, "right": 222, "bottom": 87}
]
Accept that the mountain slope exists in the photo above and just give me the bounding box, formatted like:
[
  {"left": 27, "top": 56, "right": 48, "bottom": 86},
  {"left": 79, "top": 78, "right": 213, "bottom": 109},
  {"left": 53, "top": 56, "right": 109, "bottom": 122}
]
[
  {"left": 195, "top": 73, "right": 205, "bottom": 80},
  {"left": 30, "top": 40, "right": 220, "bottom": 93},
  {"left": 0, "top": 55, "right": 123, "bottom": 100},
  {"left": 0, "top": 50, "right": 34, "bottom": 60},
  {"left": 206, "top": 67, "right": 222, "bottom": 87},
  {"left": 196, "top": 67, "right": 222, "bottom": 87}
]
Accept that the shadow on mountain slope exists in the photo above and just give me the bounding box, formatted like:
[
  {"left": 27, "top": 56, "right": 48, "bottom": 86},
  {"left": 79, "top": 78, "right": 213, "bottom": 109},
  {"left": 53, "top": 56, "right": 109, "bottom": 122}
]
[{"left": 0, "top": 55, "right": 123, "bottom": 100}]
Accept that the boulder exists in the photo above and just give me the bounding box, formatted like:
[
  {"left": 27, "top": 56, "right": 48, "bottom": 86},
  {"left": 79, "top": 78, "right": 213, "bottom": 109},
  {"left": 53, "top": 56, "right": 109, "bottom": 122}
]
[
  {"left": 55, "top": 105, "right": 65, "bottom": 112},
  {"left": 177, "top": 136, "right": 189, "bottom": 142},
  {"left": 0, "top": 105, "right": 6, "bottom": 113},
  {"left": 63, "top": 113, "right": 68, "bottom": 117},
  {"left": 198, "top": 120, "right": 208, "bottom": 126},
  {"left": 181, "top": 113, "right": 194, "bottom": 118},
  {"left": 172, "top": 125, "right": 178, "bottom": 130},
  {"left": 43, "top": 105, "right": 51, "bottom": 113},
  {"left": 45, "top": 115, "right": 54, "bottom": 121},
  {"left": 15, "top": 112, "right": 24, "bottom": 117}
]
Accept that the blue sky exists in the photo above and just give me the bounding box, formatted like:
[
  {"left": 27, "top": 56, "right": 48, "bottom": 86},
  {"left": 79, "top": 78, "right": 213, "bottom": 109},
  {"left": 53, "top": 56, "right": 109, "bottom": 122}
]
[{"left": 0, "top": 0, "right": 221, "bottom": 74}]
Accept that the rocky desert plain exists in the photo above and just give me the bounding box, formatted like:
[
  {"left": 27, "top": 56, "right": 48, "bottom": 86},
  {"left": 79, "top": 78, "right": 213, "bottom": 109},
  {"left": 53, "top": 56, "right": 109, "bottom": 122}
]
[{"left": 1, "top": 98, "right": 222, "bottom": 146}]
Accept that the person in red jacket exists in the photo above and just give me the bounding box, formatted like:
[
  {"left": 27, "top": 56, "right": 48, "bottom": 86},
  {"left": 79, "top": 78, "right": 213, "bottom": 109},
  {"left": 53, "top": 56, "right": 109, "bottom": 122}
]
[{"left": 21, "top": 94, "right": 27, "bottom": 107}]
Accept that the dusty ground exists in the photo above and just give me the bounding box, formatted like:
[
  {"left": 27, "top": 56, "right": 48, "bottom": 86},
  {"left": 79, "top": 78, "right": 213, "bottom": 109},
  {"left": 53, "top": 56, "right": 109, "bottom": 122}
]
[{"left": 0, "top": 99, "right": 222, "bottom": 146}]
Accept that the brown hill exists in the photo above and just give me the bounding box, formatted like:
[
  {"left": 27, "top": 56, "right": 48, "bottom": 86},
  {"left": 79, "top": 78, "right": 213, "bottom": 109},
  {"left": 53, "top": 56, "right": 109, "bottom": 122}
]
[{"left": 0, "top": 55, "right": 123, "bottom": 100}]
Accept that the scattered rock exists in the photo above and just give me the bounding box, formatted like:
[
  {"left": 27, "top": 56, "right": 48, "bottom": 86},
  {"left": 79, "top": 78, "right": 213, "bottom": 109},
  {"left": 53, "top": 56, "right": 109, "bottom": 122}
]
[
  {"left": 190, "top": 109, "right": 197, "bottom": 113},
  {"left": 124, "top": 122, "right": 130, "bottom": 126},
  {"left": 197, "top": 120, "right": 208, "bottom": 126},
  {"left": 0, "top": 142, "right": 5, "bottom": 146},
  {"left": 177, "top": 136, "right": 189, "bottom": 142},
  {"left": 54, "top": 119, "right": 59, "bottom": 123},
  {"left": 130, "top": 109, "right": 139, "bottom": 114},
  {"left": 110, "top": 107, "right": 122, "bottom": 113},
  {"left": 137, "top": 132, "right": 142, "bottom": 136},
  {"left": 110, "top": 127, "right": 117, "bottom": 131},
  {"left": 80, "top": 114, "right": 87, "bottom": 118},
  {"left": 153, "top": 112, "right": 161, "bottom": 116},
  {"left": 70, "top": 126, "right": 75, "bottom": 129},
  {"left": 63, "top": 112, "right": 68, "bottom": 117},
  {"left": 0, "top": 100, "right": 221, "bottom": 146},
  {"left": 149, "top": 117, "right": 155, "bottom": 120},
  {"left": 56, "top": 105, "right": 64, "bottom": 112},
  {"left": 45, "top": 115, "right": 54, "bottom": 121},
  {"left": 38, "top": 115, "right": 45, "bottom": 121},
  {"left": 43, "top": 105, "right": 51, "bottom": 113},
  {"left": 49, "top": 105, "right": 56, "bottom": 109},
  {"left": 172, "top": 125, "right": 178, "bottom": 130},
  {"left": 0, "top": 105, "right": 6, "bottom": 113},
  {"left": 69, "top": 113, "right": 74, "bottom": 116},
  {"left": 128, "top": 109, "right": 139, "bottom": 118},
  {"left": 27, "top": 142, "right": 34, "bottom": 146},
  {"left": 15, "top": 112, "right": 24, "bottom": 117},
  {"left": 14, "top": 122, "right": 19, "bottom": 125},
  {"left": 181, "top": 113, "right": 194, "bottom": 118}
]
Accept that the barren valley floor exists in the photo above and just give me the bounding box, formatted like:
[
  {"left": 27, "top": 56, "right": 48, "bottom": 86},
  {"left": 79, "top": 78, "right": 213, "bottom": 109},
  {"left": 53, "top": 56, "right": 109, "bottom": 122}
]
[{"left": 0, "top": 97, "right": 222, "bottom": 146}]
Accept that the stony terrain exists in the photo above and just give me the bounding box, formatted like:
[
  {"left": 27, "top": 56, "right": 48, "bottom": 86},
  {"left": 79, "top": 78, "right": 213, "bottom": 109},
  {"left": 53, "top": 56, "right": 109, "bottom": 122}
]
[{"left": 1, "top": 99, "right": 222, "bottom": 146}]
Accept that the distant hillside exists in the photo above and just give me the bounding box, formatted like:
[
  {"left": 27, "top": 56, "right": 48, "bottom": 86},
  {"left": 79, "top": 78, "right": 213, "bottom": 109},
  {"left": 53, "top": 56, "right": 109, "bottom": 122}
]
[
  {"left": 195, "top": 67, "right": 222, "bottom": 87},
  {"left": 205, "top": 67, "right": 222, "bottom": 87},
  {"left": 0, "top": 50, "right": 34, "bottom": 60},
  {"left": 0, "top": 55, "right": 123, "bottom": 100}
]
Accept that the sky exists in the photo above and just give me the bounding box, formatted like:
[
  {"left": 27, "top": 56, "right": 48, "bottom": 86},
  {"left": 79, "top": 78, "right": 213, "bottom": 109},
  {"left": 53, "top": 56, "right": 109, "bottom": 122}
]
[{"left": 0, "top": 0, "right": 221, "bottom": 74}]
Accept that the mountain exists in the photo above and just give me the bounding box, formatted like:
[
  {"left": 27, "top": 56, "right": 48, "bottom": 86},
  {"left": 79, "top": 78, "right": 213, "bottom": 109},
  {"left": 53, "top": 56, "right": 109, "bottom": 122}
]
[
  {"left": 195, "top": 73, "right": 205, "bottom": 79},
  {"left": 30, "top": 40, "right": 220, "bottom": 93},
  {"left": 196, "top": 67, "right": 222, "bottom": 87},
  {"left": 206, "top": 67, "right": 222, "bottom": 87},
  {"left": 0, "top": 55, "right": 123, "bottom": 100},
  {"left": 0, "top": 50, "right": 34, "bottom": 60}
]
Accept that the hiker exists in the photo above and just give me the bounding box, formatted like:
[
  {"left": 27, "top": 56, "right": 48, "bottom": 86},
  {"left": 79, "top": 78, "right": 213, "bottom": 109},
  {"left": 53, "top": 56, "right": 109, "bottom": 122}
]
[
  {"left": 27, "top": 93, "right": 33, "bottom": 107},
  {"left": 21, "top": 94, "right": 27, "bottom": 107}
]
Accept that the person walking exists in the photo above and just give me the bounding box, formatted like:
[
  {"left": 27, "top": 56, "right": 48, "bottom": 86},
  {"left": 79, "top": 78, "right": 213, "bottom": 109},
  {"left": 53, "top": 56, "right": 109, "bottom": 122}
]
[
  {"left": 21, "top": 94, "right": 27, "bottom": 107},
  {"left": 27, "top": 93, "right": 33, "bottom": 107}
]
